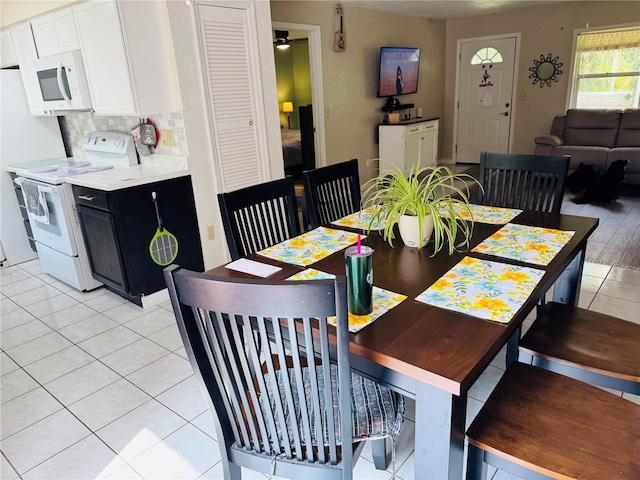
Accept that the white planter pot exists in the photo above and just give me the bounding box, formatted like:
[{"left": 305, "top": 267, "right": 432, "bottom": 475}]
[{"left": 398, "top": 215, "right": 434, "bottom": 248}]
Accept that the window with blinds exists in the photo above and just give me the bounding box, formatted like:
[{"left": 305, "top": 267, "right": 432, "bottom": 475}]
[{"left": 569, "top": 25, "right": 640, "bottom": 109}]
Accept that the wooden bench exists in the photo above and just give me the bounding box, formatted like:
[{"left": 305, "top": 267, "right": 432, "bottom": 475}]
[
  {"left": 519, "top": 302, "right": 640, "bottom": 395},
  {"left": 466, "top": 362, "right": 640, "bottom": 479}
]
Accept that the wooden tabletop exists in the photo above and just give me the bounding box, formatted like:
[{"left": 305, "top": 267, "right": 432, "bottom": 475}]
[{"left": 206, "top": 211, "right": 598, "bottom": 396}]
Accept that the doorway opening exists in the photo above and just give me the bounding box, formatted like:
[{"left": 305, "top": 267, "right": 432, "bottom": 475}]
[{"left": 272, "top": 22, "right": 326, "bottom": 178}]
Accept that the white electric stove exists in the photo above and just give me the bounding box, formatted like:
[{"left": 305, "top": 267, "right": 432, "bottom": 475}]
[{"left": 7, "top": 132, "right": 138, "bottom": 291}]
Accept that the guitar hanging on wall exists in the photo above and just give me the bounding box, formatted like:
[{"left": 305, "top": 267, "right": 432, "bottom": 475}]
[{"left": 333, "top": 4, "right": 345, "bottom": 52}]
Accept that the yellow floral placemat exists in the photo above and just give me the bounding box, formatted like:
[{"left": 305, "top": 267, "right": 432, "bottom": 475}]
[
  {"left": 331, "top": 207, "right": 388, "bottom": 231},
  {"left": 415, "top": 256, "right": 545, "bottom": 324},
  {"left": 257, "top": 227, "right": 363, "bottom": 267},
  {"left": 287, "top": 268, "right": 407, "bottom": 333},
  {"left": 438, "top": 203, "right": 523, "bottom": 224},
  {"left": 471, "top": 223, "right": 575, "bottom": 266}
]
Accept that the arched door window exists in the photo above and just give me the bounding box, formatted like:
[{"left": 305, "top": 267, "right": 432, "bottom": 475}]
[{"left": 471, "top": 47, "right": 503, "bottom": 65}]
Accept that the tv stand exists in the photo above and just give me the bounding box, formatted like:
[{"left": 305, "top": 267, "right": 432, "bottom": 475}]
[{"left": 381, "top": 97, "right": 414, "bottom": 112}]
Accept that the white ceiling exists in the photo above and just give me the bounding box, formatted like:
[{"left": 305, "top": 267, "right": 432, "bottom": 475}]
[{"left": 340, "top": 0, "right": 578, "bottom": 20}]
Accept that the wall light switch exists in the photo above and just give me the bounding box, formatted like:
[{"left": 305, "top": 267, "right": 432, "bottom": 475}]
[
  {"left": 325, "top": 107, "right": 330, "bottom": 118},
  {"left": 207, "top": 225, "right": 215, "bottom": 240}
]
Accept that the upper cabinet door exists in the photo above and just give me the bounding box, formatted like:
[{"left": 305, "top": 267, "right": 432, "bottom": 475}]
[
  {"left": 0, "top": 29, "right": 18, "bottom": 68},
  {"left": 31, "top": 8, "right": 80, "bottom": 57},
  {"left": 73, "top": 0, "right": 179, "bottom": 116},
  {"left": 10, "top": 23, "right": 47, "bottom": 115},
  {"left": 73, "top": 0, "right": 136, "bottom": 115}
]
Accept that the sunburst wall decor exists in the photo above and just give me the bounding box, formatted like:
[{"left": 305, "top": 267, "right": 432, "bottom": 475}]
[{"left": 529, "top": 53, "right": 563, "bottom": 88}]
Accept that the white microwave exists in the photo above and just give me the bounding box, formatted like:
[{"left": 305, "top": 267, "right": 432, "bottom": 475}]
[{"left": 34, "top": 51, "right": 92, "bottom": 114}]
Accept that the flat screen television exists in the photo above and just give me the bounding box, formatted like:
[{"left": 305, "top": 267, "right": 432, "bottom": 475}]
[{"left": 377, "top": 47, "right": 421, "bottom": 98}]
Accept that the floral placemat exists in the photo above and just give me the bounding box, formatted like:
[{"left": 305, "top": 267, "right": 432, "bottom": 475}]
[
  {"left": 415, "top": 256, "right": 545, "bottom": 324},
  {"left": 471, "top": 223, "right": 575, "bottom": 266},
  {"left": 287, "top": 268, "right": 407, "bottom": 333},
  {"left": 257, "top": 227, "right": 363, "bottom": 267},
  {"left": 438, "top": 203, "right": 523, "bottom": 224},
  {"left": 331, "top": 207, "right": 388, "bottom": 231}
]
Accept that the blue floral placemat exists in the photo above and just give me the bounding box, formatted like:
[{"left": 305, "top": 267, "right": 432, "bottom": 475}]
[
  {"left": 287, "top": 268, "right": 407, "bottom": 333},
  {"left": 471, "top": 223, "right": 575, "bottom": 266},
  {"left": 438, "top": 204, "right": 523, "bottom": 224},
  {"left": 415, "top": 256, "right": 545, "bottom": 324},
  {"left": 331, "top": 207, "right": 388, "bottom": 231},
  {"left": 257, "top": 227, "right": 363, "bottom": 267}
]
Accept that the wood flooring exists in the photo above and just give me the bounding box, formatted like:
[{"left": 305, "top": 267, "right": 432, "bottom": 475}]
[{"left": 561, "top": 183, "right": 640, "bottom": 269}]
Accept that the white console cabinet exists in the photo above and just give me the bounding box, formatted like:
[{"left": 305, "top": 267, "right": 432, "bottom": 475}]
[{"left": 378, "top": 118, "right": 439, "bottom": 176}]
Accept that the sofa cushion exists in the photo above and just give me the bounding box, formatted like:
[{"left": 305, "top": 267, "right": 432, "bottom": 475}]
[
  {"left": 608, "top": 148, "right": 640, "bottom": 175},
  {"left": 551, "top": 145, "right": 609, "bottom": 171},
  {"left": 563, "top": 109, "right": 621, "bottom": 147},
  {"left": 616, "top": 109, "right": 640, "bottom": 147}
]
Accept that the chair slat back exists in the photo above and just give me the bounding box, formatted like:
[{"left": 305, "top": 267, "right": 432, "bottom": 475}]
[
  {"left": 218, "top": 177, "right": 301, "bottom": 260},
  {"left": 303, "top": 159, "right": 361, "bottom": 228},
  {"left": 478, "top": 152, "right": 570, "bottom": 213},
  {"left": 164, "top": 266, "right": 353, "bottom": 471}
]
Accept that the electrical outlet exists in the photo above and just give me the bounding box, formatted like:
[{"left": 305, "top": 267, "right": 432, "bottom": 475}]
[
  {"left": 416, "top": 107, "right": 423, "bottom": 118},
  {"left": 520, "top": 93, "right": 527, "bottom": 101},
  {"left": 366, "top": 158, "right": 371, "bottom": 167},
  {"left": 160, "top": 129, "right": 176, "bottom": 147},
  {"left": 207, "top": 225, "right": 215, "bottom": 240},
  {"left": 79, "top": 126, "right": 85, "bottom": 138}
]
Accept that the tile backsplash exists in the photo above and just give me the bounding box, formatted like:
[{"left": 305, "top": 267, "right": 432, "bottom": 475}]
[{"left": 62, "top": 111, "right": 189, "bottom": 158}]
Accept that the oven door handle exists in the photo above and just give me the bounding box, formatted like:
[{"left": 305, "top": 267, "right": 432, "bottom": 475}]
[{"left": 14, "top": 177, "right": 56, "bottom": 194}]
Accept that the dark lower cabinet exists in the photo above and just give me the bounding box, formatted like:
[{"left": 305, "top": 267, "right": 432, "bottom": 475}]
[{"left": 73, "top": 175, "right": 204, "bottom": 306}]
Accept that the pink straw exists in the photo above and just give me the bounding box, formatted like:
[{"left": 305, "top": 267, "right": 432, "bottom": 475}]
[{"left": 357, "top": 234, "right": 361, "bottom": 255}]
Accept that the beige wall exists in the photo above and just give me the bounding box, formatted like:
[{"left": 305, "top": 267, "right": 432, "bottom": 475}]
[
  {"left": 443, "top": 1, "right": 640, "bottom": 160},
  {"left": 270, "top": 1, "right": 446, "bottom": 183}
]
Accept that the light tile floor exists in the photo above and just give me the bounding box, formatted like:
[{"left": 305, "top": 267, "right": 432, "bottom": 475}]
[{"left": 1, "top": 259, "right": 639, "bottom": 480}]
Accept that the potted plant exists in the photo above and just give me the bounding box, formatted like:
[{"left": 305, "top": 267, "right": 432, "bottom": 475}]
[{"left": 362, "top": 164, "right": 481, "bottom": 255}]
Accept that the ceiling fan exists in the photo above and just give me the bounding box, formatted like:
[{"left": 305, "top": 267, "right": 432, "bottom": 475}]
[{"left": 273, "top": 30, "right": 308, "bottom": 50}]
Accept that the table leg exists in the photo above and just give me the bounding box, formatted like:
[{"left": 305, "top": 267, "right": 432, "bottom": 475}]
[
  {"left": 505, "top": 325, "right": 521, "bottom": 365},
  {"left": 414, "top": 382, "right": 467, "bottom": 480},
  {"left": 552, "top": 243, "right": 586, "bottom": 306}
]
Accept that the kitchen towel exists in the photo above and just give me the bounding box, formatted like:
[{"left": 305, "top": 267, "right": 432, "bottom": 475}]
[{"left": 20, "top": 178, "right": 50, "bottom": 225}]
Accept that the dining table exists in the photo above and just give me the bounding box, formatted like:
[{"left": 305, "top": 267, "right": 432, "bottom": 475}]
[{"left": 206, "top": 206, "right": 599, "bottom": 480}]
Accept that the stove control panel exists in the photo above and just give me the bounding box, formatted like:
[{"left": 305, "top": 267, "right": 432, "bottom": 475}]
[{"left": 82, "top": 131, "right": 138, "bottom": 167}]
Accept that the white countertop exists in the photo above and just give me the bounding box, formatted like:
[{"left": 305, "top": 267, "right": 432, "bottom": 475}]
[{"left": 64, "top": 155, "right": 190, "bottom": 191}]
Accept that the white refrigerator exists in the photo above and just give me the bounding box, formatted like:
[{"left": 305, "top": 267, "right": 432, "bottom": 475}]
[{"left": 1, "top": 69, "right": 66, "bottom": 266}]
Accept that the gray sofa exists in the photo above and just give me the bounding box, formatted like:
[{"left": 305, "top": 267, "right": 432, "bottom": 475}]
[{"left": 535, "top": 108, "right": 640, "bottom": 185}]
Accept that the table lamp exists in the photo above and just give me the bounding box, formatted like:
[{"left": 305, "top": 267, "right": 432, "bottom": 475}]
[{"left": 283, "top": 101, "right": 293, "bottom": 129}]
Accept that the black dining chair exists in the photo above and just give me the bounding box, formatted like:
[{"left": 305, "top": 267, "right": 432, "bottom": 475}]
[
  {"left": 477, "top": 152, "right": 570, "bottom": 214},
  {"left": 519, "top": 301, "right": 640, "bottom": 394},
  {"left": 465, "top": 362, "right": 639, "bottom": 480},
  {"left": 164, "top": 265, "right": 405, "bottom": 480},
  {"left": 217, "top": 177, "right": 300, "bottom": 260},
  {"left": 303, "top": 159, "right": 361, "bottom": 229}
]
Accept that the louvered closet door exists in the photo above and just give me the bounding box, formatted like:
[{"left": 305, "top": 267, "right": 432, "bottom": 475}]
[{"left": 198, "top": 4, "right": 263, "bottom": 192}]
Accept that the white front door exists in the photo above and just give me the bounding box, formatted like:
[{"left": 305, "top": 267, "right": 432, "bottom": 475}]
[{"left": 455, "top": 35, "right": 518, "bottom": 164}]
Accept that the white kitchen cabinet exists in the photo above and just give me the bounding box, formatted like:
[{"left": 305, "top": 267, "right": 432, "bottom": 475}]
[
  {"left": 9, "top": 23, "right": 47, "bottom": 115},
  {"left": 73, "top": 0, "right": 179, "bottom": 116},
  {"left": 379, "top": 118, "right": 439, "bottom": 176},
  {"left": 30, "top": 7, "right": 80, "bottom": 57},
  {"left": 0, "top": 29, "right": 18, "bottom": 68}
]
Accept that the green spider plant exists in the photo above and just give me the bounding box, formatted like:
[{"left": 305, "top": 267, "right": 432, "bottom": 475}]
[{"left": 362, "top": 164, "right": 482, "bottom": 255}]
